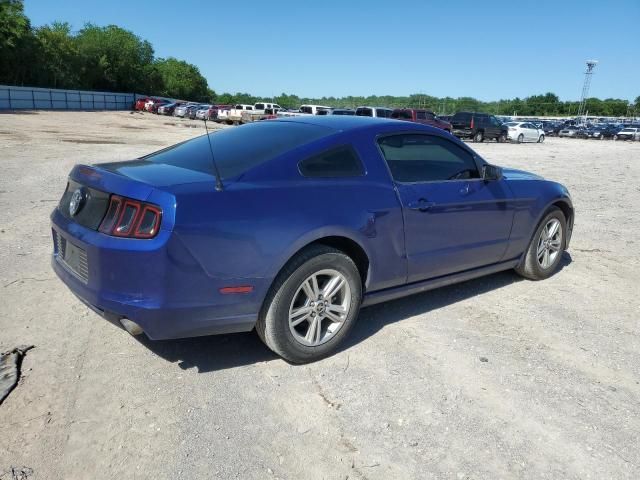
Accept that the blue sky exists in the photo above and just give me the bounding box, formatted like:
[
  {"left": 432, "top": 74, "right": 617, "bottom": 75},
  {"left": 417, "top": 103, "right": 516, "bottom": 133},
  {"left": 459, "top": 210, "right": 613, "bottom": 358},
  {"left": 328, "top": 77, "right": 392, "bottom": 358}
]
[{"left": 25, "top": 0, "right": 639, "bottom": 102}]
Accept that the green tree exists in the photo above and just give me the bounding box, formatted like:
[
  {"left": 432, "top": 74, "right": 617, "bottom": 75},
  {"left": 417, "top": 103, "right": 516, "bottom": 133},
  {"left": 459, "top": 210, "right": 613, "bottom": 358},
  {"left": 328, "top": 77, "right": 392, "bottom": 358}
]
[
  {"left": 0, "top": 0, "right": 37, "bottom": 85},
  {"left": 153, "top": 57, "right": 209, "bottom": 100},
  {"left": 34, "top": 22, "right": 79, "bottom": 88},
  {"left": 75, "top": 24, "right": 155, "bottom": 92}
]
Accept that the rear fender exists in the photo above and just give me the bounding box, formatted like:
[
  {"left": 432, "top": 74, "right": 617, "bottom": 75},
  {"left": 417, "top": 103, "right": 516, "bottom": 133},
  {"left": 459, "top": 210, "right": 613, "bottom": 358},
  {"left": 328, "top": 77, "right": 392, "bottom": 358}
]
[{"left": 266, "top": 226, "right": 372, "bottom": 284}]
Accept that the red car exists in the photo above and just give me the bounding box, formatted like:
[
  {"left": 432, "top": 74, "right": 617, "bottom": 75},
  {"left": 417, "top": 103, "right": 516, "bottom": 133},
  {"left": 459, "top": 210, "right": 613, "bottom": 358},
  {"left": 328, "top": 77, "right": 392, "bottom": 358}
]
[
  {"left": 391, "top": 109, "right": 452, "bottom": 132},
  {"left": 134, "top": 97, "right": 150, "bottom": 111}
]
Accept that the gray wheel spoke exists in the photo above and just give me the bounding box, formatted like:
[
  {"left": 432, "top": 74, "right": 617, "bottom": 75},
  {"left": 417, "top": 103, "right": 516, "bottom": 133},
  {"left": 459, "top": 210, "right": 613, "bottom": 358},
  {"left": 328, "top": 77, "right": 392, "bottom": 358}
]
[
  {"left": 323, "top": 276, "right": 345, "bottom": 300},
  {"left": 289, "top": 306, "right": 313, "bottom": 327},
  {"left": 301, "top": 280, "right": 315, "bottom": 299},
  {"left": 548, "top": 220, "right": 560, "bottom": 238},
  {"left": 549, "top": 239, "right": 562, "bottom": 251},
  {"left": 310, "top": 275, "right": 321, "bottom": 298},
  {"left": 326, "top": 304, "right": 346, "bottom": 315},
  {"left": 537, "top": 240, "right": 546, "bottom": 256},
  {"left": 324, "top": 310, "right": 344, "bottom": 324},
  {"left": 288, "top": 269, "right": 352, "bottom": 347},
  {"left": 305, "top": 317, "right": 319, "bottom": 343}
]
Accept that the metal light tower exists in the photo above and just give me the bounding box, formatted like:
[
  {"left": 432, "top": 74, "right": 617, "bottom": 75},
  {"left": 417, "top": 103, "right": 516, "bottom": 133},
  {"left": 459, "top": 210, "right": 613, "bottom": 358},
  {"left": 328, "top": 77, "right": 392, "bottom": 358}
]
[{"left": 577, "top": 60, "right": 598, "bottom": 121}]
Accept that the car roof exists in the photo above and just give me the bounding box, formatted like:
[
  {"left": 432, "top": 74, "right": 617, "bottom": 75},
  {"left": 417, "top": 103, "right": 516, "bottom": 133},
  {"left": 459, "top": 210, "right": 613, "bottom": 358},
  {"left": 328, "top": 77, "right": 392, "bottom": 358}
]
[{"left": 268, "top": 115, "right": 443, "bottom": 134}]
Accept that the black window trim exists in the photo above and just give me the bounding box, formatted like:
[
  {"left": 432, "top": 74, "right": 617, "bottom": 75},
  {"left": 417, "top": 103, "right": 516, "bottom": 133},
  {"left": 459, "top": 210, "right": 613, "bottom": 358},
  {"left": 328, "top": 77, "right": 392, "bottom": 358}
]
[
  {"left": 374, "top": 131, "right": 486, "bottom": 185},
  {"left": 297, "top": 144, "right": 366, "bottom": 179}
]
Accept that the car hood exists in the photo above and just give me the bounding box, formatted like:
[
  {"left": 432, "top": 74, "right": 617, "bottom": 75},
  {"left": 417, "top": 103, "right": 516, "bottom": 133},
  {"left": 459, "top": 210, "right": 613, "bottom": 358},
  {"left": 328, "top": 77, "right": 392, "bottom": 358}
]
[{"left": 501, "top": 168, "right": 544, "bottom": 181}]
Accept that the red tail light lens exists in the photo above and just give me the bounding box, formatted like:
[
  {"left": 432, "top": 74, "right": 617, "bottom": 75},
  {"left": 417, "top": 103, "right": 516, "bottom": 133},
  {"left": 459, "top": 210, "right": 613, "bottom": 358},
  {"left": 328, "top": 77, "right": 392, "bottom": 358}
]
[{"left": 99, "top": 195, "right": 162, "bottom": 239}]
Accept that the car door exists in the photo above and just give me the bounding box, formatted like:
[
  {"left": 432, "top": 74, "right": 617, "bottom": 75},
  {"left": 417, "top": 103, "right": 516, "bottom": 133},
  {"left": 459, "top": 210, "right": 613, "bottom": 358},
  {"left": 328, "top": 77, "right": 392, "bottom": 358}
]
[
  {"left": 378, "top": 133, "right": 515, "bottom": 283},
  {"left": 487, "top": 116, "right": 502, "bottom": 138},
  {"left": 523, "top": 123, "right": 535, "bottom": 141}
]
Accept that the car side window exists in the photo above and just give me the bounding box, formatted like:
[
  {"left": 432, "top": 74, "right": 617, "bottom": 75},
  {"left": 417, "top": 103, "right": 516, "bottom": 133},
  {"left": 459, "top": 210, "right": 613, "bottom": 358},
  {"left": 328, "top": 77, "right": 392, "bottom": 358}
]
[
  {"left": 378, "top": 134, "right": 480, "bottom": 183},
  {"left": 416, "top": 111, "right": 426, "bottom": 120},
  {"left": 299, "top": 146, "right": 364, "bottom": 178}
]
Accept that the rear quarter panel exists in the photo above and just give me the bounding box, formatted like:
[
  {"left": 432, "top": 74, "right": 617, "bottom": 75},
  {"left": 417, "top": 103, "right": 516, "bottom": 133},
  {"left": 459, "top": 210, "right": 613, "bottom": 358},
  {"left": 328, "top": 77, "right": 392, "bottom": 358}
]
[{"left": 168, "top": 128, "right": 407, "bottom": 305}]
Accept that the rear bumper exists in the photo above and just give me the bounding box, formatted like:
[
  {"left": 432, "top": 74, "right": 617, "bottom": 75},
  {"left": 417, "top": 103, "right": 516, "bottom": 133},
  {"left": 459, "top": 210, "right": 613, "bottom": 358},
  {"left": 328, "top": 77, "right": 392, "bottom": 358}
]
[
  {"left": 452, "top": 128, "right": 473, "bottom": 138},
  {"left": 50, "top": 209, "right": 261, "bottom": 340}
]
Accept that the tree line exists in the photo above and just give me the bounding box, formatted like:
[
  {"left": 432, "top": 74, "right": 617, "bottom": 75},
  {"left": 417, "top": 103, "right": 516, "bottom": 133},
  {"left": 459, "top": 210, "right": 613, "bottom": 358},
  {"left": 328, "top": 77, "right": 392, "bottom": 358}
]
[{"left": 1, "top": 1, "right": 638, "bottom": 117}]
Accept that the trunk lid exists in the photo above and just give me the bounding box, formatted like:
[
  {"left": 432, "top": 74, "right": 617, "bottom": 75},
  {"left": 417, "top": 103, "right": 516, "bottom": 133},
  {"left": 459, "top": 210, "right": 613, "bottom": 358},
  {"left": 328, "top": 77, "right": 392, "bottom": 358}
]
[{"left": 58, "top": 163, "right": 184, "bottom": 233}]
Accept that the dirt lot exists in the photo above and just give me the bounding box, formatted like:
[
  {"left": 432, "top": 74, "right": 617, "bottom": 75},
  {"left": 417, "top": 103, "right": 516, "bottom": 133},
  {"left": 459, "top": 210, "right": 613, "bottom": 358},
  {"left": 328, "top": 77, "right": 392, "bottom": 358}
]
[{"left": 0, "top": 111, "right": 639, "bottom": 480}]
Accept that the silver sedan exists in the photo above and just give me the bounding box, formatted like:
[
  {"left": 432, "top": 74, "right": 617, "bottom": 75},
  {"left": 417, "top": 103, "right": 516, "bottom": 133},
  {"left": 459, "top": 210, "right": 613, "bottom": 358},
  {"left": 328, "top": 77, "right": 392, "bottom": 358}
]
[{"left": 506, "top": 122, "right": 545, "bottom": 143}]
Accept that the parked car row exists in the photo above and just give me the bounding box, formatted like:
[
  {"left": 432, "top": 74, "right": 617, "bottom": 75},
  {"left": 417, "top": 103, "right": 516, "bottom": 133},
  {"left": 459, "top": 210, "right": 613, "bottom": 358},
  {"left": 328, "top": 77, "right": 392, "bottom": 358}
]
[
  {"left": 557, "top": 123, "right": 640, "bottom": 140},
  {"left": 134, "top": 97, "right": 640, "bottom": 142}
]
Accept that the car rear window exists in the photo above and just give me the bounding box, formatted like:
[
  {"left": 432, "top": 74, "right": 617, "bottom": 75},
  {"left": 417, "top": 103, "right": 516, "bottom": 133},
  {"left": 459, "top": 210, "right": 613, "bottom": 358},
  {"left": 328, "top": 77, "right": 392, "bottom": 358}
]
[
  {"left": 356, "top": 108, "right": 373, "bottom": 117},
  {"left": 298, "top": 146, "right": 364, "bottom": 178},
  {"left": 142, "top": 122, "right": 335, "bottom": 180},
  {"left": 391, "top": 110, "right": 412, "bottom": 120}
]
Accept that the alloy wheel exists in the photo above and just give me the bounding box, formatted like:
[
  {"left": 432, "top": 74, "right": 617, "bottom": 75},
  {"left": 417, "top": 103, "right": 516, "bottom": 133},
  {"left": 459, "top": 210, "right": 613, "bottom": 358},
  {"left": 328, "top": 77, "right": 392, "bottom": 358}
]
[
  {"left": 536, "top": 219, "right": 563, "bottom": 269},
  {"left": 288, "top": 269, "right": 352, "bottom": 346}
]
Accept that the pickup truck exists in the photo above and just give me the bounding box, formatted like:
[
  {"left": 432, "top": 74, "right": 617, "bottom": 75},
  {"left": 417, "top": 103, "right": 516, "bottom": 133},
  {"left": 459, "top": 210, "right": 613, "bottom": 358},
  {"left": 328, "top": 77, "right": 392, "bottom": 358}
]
[
  {"left": 240, "top": 102, "right": 284, "bottom": 123},
  {"left": 277, "top": 104, "right": 332, "bottom": 117},
  {"left": 217, "top": 104, "right": 254, "bottom": 124},
  {"left": 391, "top": 109, "right": 452, "bottom": 132}
]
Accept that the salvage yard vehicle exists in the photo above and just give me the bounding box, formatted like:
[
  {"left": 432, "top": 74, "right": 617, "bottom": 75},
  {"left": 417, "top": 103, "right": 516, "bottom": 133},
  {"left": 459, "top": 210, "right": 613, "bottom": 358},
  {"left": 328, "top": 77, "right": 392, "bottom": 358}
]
[
  {"left": 316, "top": 108, "right": 356, "bottom": 115},
  {"left": 614, "top": 127, "right": 640, "bottom": 141},
  {"left": 505, "top": 122, "right": 545, "bottom": 143},
  {"left": 390, "top": 108, "right": 452, "bottom": 132},
  {"left": 277, "top": 105, "right": 333, "bottom": 117},
  {"left": 173, "top": 103, "right": 198, "bottom": 118},
  {"left": 224, "top": 104, "right": 254, "bottom": 124},
  {"left": 558, "top": 126, "right": 582, "bottom": 138},
  {"left": 355, "top": 106, "right": 393, "bottom": 118},
  {"left": 239, "top": 102, "right": 283, "bottom": 123},
  {"left": 157, "top": 103, "right": 179, "bottom": 116},
  {"left": 450, "top": 111, "right": 508, "bottom": 143},
  {"left": 50, "top": 116, "right": 574, "bottom": 363}
]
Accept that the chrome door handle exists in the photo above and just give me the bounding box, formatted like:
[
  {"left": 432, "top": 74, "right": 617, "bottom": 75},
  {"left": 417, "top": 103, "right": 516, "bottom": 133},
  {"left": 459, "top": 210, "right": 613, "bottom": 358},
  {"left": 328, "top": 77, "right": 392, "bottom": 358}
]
[{"left": 408, "top": 198, "right": 435, "bottom": 212}]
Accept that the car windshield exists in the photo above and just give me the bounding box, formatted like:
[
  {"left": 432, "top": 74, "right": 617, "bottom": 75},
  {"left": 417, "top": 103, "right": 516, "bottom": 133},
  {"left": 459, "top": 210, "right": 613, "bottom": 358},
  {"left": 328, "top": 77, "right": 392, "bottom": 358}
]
[{"left": 142, "top": 122, "right": 335, "bottom": 180}]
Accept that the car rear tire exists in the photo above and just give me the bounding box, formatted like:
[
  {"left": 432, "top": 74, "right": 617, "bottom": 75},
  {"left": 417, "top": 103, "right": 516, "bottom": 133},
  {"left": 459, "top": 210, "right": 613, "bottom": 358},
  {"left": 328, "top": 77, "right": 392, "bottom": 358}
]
[
  {"left": 256, "top": 245, "right": 362, "bottom": 364},
  {"left": 498, "top": 133, "right": 507, "bottom": 143},
  {"left": 614, "top": 135, "right": 618, "bottom": 141},
  {"left": 517, "top": 134, "right": 524, "bottom": 144},
  {"left": 538, "top": 134, "right": 545, "bottom": 143},
  {"left": 515, "top": 207, "right": 566, "bottom": 281},
  {"left": 473, "top": 131, "right": 484, "bottom": 143}
]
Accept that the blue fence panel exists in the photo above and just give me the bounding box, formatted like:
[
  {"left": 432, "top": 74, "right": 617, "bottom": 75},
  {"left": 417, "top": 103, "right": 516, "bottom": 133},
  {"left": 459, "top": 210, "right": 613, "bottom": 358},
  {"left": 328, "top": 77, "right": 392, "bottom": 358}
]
[{"left": 0, "top": 85, "right": 140, "bottom": 111}]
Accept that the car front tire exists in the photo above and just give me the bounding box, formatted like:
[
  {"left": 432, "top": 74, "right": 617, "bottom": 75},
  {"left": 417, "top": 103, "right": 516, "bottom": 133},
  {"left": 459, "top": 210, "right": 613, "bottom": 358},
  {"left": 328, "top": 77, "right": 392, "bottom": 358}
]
[
  {"left": 538, "top": 134, "right": 545, "bottom": 143},
  {"left": 517, "top": 134, "right": 524, "bottom": 144},
  {"left": 473, "top": 131, "right": 484, "bottom": 143},
  {"left": 256, "top": 245, "right": 362, "bottom": 363},
  {"left": 515, "top": 207, "right": 566, "bottom": 281}
]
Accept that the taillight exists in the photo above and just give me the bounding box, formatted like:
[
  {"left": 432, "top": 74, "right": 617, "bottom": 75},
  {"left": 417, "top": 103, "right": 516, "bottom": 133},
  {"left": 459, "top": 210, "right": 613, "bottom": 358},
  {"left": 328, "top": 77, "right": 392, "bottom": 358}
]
[{"left": 99, "top": 195, "right": 162, "bottom": 239}]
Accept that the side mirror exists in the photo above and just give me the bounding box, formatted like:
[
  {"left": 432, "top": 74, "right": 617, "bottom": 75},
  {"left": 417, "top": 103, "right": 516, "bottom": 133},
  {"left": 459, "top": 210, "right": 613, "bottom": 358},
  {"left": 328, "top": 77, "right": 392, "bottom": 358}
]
[{"left": 482, "top": 164, "right": 503, "bottom": 181}]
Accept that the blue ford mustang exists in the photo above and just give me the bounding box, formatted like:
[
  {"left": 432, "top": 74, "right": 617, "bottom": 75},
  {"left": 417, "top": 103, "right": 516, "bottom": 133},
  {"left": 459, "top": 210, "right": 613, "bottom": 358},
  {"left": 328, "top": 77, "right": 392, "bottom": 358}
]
[{"left": 51, "top": 116, "right": 573, "bottom": 363}]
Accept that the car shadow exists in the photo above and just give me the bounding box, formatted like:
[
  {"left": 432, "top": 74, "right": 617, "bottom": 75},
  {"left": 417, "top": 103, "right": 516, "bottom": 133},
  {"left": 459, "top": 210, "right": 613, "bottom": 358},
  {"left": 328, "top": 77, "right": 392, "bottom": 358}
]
[{"left": 138, "top": 253, "right": 572, "bottom": 373}]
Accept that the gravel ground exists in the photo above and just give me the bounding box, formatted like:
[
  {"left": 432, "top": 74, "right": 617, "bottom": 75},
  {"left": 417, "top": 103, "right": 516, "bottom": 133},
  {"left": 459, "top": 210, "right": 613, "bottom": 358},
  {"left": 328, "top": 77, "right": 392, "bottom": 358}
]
[{"left": 0, "top": 111, "right": 639, "bottom": 480}]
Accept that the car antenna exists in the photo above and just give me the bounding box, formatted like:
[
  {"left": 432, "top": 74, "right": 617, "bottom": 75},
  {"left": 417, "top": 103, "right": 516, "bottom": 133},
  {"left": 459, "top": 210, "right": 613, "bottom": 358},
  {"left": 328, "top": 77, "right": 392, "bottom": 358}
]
[{"left": 203, "top": 117, "right": 224, "bottom": 191}]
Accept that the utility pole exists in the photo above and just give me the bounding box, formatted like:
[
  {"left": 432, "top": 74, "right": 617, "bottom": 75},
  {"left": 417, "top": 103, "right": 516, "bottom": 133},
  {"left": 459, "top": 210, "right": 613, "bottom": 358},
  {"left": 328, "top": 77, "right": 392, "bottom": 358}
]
[{"left": 577, "top": 60, "right": 598, "bottom": 123}]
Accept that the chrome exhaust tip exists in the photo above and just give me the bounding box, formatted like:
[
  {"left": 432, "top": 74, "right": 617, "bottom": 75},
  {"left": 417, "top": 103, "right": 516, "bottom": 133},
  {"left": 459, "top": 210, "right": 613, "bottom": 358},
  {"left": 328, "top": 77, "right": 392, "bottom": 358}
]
[{"left": 119, "top": 318, "right": 144, "bottom": 336}]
